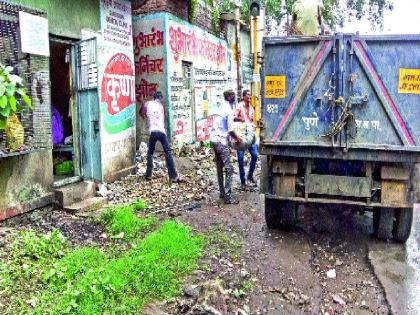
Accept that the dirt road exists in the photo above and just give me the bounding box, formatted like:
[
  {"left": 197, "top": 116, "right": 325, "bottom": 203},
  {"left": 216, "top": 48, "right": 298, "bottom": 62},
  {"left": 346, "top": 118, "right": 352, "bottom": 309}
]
[
  {"left": 179, "top": 185, "right": 390, "bottom": 314},
  {"left": 2, "top": 150, "right": 418, "bottom": 314},
  {"left": 116, "top": 152, "right": 419, "bottom": 314}
]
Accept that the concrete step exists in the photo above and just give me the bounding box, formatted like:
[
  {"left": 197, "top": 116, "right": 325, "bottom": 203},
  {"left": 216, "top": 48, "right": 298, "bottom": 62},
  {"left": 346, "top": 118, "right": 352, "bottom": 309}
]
[
  {"left": 55, "top": 181, "right": 96, "bottom": 208},
  {"left": 63, "top": 197, "right": 108, "bottom": 213}
]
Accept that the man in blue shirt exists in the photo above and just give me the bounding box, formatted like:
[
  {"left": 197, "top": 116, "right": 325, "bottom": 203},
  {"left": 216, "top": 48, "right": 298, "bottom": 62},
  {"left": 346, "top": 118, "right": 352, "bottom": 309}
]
[{"left": 210, "top": 90, "right": 240, "bottom": 204}]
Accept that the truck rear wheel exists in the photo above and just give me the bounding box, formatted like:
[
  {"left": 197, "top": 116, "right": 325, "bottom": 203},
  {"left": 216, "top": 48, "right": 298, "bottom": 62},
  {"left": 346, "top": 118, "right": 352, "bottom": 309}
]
[
  {"left": 265, "top": 199, "right": 298, "bottom": 230},
  {"left": 393, "top": 207, "right": 413, "bottom": 243},
  {"left": 375, "top": 208, "right": 394, "bottom": 240},
  {"left": 279, "top": 201, "right": 298, "bottom": 231},
  {"left": 265, "top": 198, "right": 281, "bottom": 229}
]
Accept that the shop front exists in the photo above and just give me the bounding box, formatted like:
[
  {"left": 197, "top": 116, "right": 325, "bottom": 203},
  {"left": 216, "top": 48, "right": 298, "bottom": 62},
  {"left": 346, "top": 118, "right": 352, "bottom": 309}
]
[{"left": 0, "top": 0, "right": 136, "bottom": 220}]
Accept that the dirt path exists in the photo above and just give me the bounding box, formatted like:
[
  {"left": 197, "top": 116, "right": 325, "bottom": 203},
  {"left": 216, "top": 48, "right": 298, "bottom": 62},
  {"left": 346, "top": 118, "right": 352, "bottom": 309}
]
[
  {"left": 1, "top": 152, "right": 395, "bottom": 314},
  {"left": 178, "top": 183, "right": 390, "bottom": 314}
]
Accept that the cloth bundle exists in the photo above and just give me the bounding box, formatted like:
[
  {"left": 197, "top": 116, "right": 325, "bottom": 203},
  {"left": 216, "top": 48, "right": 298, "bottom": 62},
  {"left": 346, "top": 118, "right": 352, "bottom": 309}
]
[{"left": 230, "top": 121, "right": 256, "bottom": 151}]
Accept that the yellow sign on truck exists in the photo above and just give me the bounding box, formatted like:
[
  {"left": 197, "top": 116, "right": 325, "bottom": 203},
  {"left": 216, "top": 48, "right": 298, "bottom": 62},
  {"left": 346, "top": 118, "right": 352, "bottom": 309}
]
[
  {"left": 264, "top": 75, "right": 286, "bottom": 98},
  {"left": 398, "top": 68, "right": 420, "bottom": 94}
]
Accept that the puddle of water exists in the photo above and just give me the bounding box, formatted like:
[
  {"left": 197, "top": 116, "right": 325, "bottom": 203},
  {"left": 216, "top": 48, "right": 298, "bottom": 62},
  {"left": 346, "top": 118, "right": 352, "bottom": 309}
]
[
  {"left": 403, "top": 206, "right": 420, "bottom": 314},
  {"left": 368, "top": 205, "right": 420, "bottom": 315}
]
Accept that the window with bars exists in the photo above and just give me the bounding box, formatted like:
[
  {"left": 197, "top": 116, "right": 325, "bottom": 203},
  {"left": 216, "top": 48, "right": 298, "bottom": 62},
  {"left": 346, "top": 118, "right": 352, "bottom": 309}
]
[
  {"left": 75, "top": 38, "right": 98, "bottom": 91},
  {"left": 0, "top": 2, "right": 50, "bottom": 157}
]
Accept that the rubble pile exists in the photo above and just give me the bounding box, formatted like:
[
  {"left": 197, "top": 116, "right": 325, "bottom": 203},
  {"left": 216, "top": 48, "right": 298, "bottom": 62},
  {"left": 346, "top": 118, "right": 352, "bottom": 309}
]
[{"left": 106, "top": 144, "right": 216, "bottom": 211}]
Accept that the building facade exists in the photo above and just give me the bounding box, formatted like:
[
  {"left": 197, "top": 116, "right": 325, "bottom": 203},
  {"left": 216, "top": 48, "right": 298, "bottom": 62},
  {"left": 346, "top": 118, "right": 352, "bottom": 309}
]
[
  {"left": 133, "top": 0, "right": 255, "bottom": 146},
  {"left": 0, "top": 0, "right": 136, "bottom": 220}
]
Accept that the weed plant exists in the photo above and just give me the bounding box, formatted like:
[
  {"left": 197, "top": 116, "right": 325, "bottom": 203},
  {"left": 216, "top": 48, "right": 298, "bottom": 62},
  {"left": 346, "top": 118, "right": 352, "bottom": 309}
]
[
  {"left": 99, "top": 203, "right": 157, "bottom": 240},
  {"left": 0, "top": 207, "right": 202, "bottom": 314}
]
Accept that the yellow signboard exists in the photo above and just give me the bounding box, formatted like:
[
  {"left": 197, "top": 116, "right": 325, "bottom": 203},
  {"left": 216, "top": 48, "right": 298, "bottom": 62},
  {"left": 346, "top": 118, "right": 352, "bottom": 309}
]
[
  {"left": 264, "top": 75, "right": 286, "bottom": 98},
  {"left": 398, "top": 68, "right": 420, "bottom": 94},
  {"left": 232, "top": 44, "right": 237, "bottom": 62}
]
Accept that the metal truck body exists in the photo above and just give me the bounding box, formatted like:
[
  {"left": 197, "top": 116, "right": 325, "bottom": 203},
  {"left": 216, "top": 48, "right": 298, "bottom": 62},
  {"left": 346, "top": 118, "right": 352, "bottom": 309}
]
[{"left": 260, "top": 34, "right": 420, "bottom": 242}]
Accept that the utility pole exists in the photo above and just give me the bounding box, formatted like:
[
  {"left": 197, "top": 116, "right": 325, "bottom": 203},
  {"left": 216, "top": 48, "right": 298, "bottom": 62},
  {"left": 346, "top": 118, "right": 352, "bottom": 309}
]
[
  {"left": 250, "top": 0, "right": 261, "bottom": 137},
  {"left": 234, "top": 4, "right": 242, "bottom": 100}
]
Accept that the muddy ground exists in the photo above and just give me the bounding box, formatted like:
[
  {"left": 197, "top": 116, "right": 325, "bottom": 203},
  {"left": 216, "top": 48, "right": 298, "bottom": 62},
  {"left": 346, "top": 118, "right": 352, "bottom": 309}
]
[{"left": 2, "top": 150, "right": 419, "bottom": 314}]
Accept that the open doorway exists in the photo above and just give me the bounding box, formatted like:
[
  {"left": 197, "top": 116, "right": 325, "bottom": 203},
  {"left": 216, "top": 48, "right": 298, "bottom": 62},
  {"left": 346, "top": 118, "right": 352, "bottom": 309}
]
[{"left": 49, "top": 38, "right": 79, "bottom": 185}]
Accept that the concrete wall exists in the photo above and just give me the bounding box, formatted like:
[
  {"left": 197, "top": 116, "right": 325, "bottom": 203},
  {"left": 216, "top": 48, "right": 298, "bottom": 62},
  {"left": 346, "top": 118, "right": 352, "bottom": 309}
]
[
  {"left": 0, "top": 151, "right": 53, "bottom": 210},
  {"left": 166, "top": 13, "right": 233, "bottom": 145},
  {"left": 133, "top": 13, "right": 166, "bottom": 146},
  {"left": 10, "top": 0, "right": 101, "bottom": 38},
  {"left": 133, "top": 12, "right": 233, "bottom": 146},
  {"left": 98, "top": 0, "right": 137, "bottom": 182}
]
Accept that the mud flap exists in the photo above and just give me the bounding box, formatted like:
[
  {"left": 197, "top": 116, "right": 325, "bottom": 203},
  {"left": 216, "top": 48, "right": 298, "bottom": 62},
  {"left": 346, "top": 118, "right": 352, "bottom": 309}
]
[
  {"left": 260, "top": 155, "right": 269, "bottom": 194},
  {"left": 375, "top": 208, "right": 394, "bottom": 240},
  {"left": 393, "top": 207, "right": 413, "bottom": 243},
  {"left": 265, "top": 197, "right": 280, "bottom": 229}
]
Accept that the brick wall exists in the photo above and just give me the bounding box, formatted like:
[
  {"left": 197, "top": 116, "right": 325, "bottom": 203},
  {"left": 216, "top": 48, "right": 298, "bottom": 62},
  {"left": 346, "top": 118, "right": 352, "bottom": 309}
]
[
  {"left": 194, "top": 2, "right": 214, "bottom": 34},
  {"left": 133, "top": 0, "right": 218, "bottom": 36},
  {"left": 133, "top": 0, "right": 188, "bottom": 21}
]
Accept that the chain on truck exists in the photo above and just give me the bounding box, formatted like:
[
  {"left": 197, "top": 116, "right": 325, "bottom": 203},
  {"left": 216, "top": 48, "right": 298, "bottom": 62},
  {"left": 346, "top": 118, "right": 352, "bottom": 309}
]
[{"left": 259, "top": 33, "right": 420, "bottom": 243}]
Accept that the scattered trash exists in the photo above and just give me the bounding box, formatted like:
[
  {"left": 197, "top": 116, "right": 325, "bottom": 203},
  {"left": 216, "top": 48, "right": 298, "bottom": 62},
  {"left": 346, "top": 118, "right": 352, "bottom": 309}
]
[
  {"left": 106, "top": 145, "right": 215, "bottom": 212},
  {"left": 326, "top": 269, "right": 336, "bottom": 279},
  {"left": 333, "top": 294, "right": 346, "bottom": 306}
]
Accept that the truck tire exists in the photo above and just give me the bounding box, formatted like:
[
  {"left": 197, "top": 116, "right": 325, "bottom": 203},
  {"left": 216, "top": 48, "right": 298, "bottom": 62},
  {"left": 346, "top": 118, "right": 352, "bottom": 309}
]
[
  {"left": 375, "top": 208, "right": 394, "bottom": 240},
  {"left": 279, "top": 201, "right": 298, "bottom": 231},
  {"left": 393, "top": 207, "right": 413, "bottom": 243},
  {"left": 265, "top": 198, "right": 281, "bottom": 229}
]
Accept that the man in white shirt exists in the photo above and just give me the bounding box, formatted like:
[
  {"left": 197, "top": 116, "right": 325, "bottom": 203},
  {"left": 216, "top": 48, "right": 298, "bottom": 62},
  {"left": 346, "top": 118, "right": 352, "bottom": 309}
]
[
  {"left": 143, "top": 91, "right": 179, "bottom": 183},
  {"left": 234, "top": 89, "right": 258, "bottom": 190},
  {"left": 210, "top": 89, "right": 240, "bottom": 204}
]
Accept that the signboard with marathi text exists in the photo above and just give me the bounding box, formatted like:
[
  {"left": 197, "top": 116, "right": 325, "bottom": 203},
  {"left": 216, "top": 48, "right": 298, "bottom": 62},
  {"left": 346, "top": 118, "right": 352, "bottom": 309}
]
[
  {"left": 99, "top": 0, "right": 136, "bottom": 181},
  {"left": 398, "top": 68, "right": 420, "bottom": 94},
  {"left": 167, "top": 14, "right": 229, "bottom": 145},
  {"left": 264, "top": 75, "right": 286, "bottom": 99},
  {"left": 132, "top": 14, "right": 166, "bottom": 141}
]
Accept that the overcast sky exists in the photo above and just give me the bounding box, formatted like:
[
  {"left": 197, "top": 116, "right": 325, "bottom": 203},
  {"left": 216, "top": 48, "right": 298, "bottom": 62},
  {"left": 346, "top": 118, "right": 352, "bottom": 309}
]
[{"left": 340, "top": 0, "right": 420, "bottom": 34}]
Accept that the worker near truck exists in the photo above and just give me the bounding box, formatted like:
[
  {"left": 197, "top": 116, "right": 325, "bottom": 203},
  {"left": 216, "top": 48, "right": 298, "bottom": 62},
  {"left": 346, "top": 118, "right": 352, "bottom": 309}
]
[
  {"left": 210, "top": 89, "right": 240, "bottom": 204},
  {"left": 234, "top": 89, "right": 258, "bottom": 190}
]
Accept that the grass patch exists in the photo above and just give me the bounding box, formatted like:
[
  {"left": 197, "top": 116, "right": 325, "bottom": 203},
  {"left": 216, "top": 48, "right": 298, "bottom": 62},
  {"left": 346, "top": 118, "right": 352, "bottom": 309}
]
[
  {"left": 1, "top": 220, "right": 202, "bottom": 314},
  {"left": 0, "top": 229, "right": 68, "bottom": 313},
  {"left": 99, "top": 204, "right": 157, "bottom": 240},
  {"left": 132, "top": 199, "right": 148, "bottom": 212}
]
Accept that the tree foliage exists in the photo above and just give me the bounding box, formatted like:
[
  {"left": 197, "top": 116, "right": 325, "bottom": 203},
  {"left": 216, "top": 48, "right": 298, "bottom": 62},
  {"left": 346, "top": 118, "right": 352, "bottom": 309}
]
[{"left": 235, "top": 0, "right": 393, "bottom": 30}]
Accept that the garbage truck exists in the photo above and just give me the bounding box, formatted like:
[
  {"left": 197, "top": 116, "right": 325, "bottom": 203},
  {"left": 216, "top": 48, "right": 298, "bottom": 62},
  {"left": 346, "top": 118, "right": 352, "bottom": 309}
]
[{"left": 259, "top": 34, "right": 420, "bottom": 242}]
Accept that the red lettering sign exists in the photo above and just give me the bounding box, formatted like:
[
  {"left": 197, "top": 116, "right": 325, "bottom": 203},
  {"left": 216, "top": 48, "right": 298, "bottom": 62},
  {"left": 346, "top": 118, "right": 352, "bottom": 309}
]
[
  {"left": 168, "top": 26, "right": 226, "bottom": 65},
  {"left": 101, "top": 53, "right": 136, "bottom": 115}
]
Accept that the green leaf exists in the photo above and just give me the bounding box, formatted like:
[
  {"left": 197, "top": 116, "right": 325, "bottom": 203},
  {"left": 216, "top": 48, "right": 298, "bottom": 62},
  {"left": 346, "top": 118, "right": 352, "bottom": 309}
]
[
  {"left": 22, "top": 94, "right": 32, "bottom": 110},
  {"left": 5, "top": 84, "right": 15, "bottom": 97},
  {"left": 9, "top": 95, "right": 17, "bottom": 111},
  {"left": 0, "top": 105, "right": 10, "bottom": 117},
  {"left": 0, "top": 85, "right": 5, "bottom": 96},
  {"left": 17, "top": 87, "right": 27, "bottom": 96},
  {"left": 0, "top": 116, "right": 6, "bottom": 129},
  {"left": 0, "top": 95, "right": 7, "bottom": 108}
]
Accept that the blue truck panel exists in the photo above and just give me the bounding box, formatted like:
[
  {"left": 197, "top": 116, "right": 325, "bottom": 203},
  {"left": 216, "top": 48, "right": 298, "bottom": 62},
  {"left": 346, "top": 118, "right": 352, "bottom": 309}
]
[{"left": 261, "top": 34, "right": 420, "bottom": 162}]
